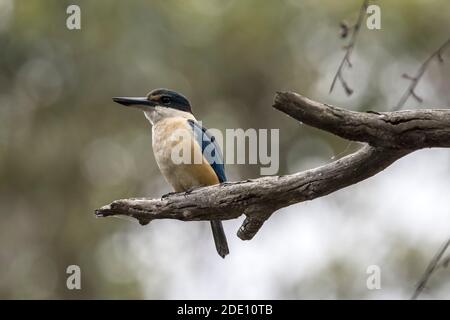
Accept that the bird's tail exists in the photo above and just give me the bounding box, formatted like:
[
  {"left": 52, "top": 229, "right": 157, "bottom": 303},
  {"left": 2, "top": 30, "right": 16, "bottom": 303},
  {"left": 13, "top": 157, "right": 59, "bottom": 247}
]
[{"left": 210, "top": 220, "right": 229, "bottom": 258}]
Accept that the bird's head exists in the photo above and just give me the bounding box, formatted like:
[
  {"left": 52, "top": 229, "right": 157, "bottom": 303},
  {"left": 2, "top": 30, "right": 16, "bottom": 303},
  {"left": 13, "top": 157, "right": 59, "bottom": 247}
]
[{"left": 113, "top": 89, "right": 192, "bottom": 122}]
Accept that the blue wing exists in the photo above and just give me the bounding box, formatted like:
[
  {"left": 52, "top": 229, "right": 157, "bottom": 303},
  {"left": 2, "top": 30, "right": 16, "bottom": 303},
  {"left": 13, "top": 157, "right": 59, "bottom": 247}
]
[{"left": 187, "top": 119, "right": 227, "bottom": 183}]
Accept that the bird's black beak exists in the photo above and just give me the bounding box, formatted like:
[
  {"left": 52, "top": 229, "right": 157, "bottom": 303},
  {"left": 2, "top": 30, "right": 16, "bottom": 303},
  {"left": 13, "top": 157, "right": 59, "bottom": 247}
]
[{"left": 112, "top": 97, "right": 156, "bottom": 110}]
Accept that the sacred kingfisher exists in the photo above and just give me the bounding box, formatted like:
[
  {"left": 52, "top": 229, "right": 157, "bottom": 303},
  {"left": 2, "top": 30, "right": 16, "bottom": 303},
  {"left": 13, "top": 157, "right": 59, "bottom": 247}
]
[{"left": 112, "top": 89, "right": 229, "bottom": 258}]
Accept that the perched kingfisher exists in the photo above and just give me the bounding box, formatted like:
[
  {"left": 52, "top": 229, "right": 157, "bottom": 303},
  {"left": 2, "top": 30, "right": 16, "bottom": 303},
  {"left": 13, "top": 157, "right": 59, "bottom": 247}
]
[{"left": 112, "top": 89, "right": 229, "bottom": 258}]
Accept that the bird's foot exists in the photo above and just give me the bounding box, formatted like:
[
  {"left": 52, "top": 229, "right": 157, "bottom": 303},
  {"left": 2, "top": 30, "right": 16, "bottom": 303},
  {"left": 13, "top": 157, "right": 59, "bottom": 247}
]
[
  {"left": 365, "top": 110, "right": 382, "bottom": 115},
  {"left": 183, "top": 187, "right": 196, "bottom": 197},
  {"left": 161, "top": 191, "right": 177, "bottom": 200}
]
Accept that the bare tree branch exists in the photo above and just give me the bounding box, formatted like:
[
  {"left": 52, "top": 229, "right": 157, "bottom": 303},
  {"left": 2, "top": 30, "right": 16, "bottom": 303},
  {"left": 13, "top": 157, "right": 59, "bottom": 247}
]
[
  {"left": 96, "top": 144, "right": 406, "bottom": 240},
  {"left": 95, "top": 92, "right": 450, "bottom": 240},
  {"left": 329, "top": 0, "right": 369, "bottom": 95},
  {"left": 394, "top": 37, "right": 450, "bottom": 111},
  {"left": 274, "top": 92, "right": 450, "bottom": 149},
  {"left": 411, "top": 237, "right": 450, "bottom": 300}
]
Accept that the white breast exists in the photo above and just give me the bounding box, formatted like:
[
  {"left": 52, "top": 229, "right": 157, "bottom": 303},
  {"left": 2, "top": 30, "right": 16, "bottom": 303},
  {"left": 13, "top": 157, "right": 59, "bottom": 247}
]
[
  {"left": 152, "top": 118, "right": 189, "bottom": 170},
  {"left": 151, "top": 117, "right": 219, "bottom": 192}
]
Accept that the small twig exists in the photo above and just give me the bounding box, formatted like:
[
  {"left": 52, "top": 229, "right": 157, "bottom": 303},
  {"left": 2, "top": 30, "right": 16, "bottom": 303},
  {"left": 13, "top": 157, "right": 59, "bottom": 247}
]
[
  {"left": 329, "top": 0, "right": 369, "bottom": 95},
  {"left": 394, "top": 38, "right": 450, "bottom": 111},
  {"left": 437, "top": 255, "right": 450, "bottom": 269},
  {"left": 411, "top": 237, "right": 450, "bottom": 300}
]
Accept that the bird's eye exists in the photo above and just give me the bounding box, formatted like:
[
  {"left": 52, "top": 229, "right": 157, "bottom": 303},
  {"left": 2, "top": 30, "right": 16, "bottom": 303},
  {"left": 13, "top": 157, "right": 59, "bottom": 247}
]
[{"left": 161, "top": 96, "right": 171, "bottom": 104}]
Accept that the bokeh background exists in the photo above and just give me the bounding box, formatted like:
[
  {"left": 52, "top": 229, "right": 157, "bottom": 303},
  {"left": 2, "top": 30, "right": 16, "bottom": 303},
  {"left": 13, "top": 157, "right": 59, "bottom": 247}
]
[{"left": 1, "top": 0, "right": 449, "bottom": 299}]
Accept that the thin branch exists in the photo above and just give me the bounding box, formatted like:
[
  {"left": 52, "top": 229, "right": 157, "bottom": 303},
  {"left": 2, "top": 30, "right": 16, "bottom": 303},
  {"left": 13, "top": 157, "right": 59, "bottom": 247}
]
[
  {"left": 394, "top": 37, "right": 450, "bottom": 111},
  {"left": 436, "top": 255, "right": 450, "bottom": 269},
  {"left": 329, "top": 0, "right": 369, "bottom": 95},
  {"left": 95, "top": 92, "right": 450, "bottom": 240},
  {"left": 411, "top": 237, "right": 450, "bottom": 300}
]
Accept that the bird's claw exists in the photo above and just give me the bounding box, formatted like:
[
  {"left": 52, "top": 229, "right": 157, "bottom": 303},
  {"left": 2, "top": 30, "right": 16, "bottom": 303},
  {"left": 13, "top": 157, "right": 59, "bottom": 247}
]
[
  {"left": 161, "top": 191, "right": 177, "bottom": 200},
  {"left": 161, "top": 188, "right": 196, "bottom": 200},
  {"left": 183, "top": 187, "right": 196, "bottom": 197}
]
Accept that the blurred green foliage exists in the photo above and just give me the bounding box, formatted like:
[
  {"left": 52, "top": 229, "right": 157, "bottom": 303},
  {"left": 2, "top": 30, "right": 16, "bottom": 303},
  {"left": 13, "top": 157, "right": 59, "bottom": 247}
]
[{"left": 0, "top": 0, "right": 449, "bottom": 299}]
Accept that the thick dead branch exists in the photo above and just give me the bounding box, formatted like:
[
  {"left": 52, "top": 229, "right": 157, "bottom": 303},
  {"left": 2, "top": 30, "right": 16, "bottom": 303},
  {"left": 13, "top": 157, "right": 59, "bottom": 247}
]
[
  {"left": 274, "top": 92, "right": 450, "bottom": 149},
  {"left": 96, "top": 145, "right": 407, "bottom": 240},
  {"left": 95, "top": 92, "right": 450, "bottom": 240}
]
